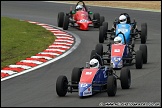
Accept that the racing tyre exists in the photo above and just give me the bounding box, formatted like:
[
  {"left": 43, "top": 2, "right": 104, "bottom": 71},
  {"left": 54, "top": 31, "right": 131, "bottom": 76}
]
[
  {"left": 99, "top": 26, "right": 105, "bottom": 43},
  {"left": 90, "top": 50, "right": 97, "bottom": 60},
  {"left": 100, "top": 16, "right": 105, "bottom": 26},
  {"left": 139, "top": 44, "right": 147, "bottom": 64},
  {"left": 120, "top": 67, "right": 131, "bottom": 89},
  {"left": 95, "top": 43, "right": 103, "bottom": 57},
  {"left": 102, "top": 22, "right": 108, "bottom": 39},
  {"left": 57, "top": 12, "right": 64, "bottom": 27},
  {"left": 135, "top": 50, "right": 143, "bottom": 69},
  {"left": 107, "top": 75, "right": 117, "bottom": 96},
  {"left": 141, "top": 23, "right": 147, "bottom": 44},
  {"left": 56, "top": 75, "right": 68, "bottom": 96},
  {"left": 71, "top": 67, "right": 82, "bottom": 89},
  {"left": 63, "top": 15, "right": 69, "bottom": 30},
  {"left": 93, "top": 13, "right": 100, "bottom": 28}
]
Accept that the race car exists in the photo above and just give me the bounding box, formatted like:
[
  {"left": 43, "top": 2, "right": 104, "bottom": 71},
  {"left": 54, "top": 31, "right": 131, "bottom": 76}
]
[
  {"left": 57, "top": 1, "right": 105, "bottom": 30},
  {"left": 56, "top": 56, "right": 131, "bottom": 97},
  {"left": 92, "top": 32, "right": 148, "bottom": 69},
  {"left": 99, "top": 13, "right": 147, "bottom": 44}
]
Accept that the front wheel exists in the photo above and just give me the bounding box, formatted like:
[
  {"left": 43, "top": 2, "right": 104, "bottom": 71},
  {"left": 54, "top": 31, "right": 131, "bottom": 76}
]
[
  {"left": 63, "top": 15, "right": 69, "bottom": 30},
  {"left": 107, "top": 75, "right": 117, "bottom": 96},
  {"left": 120, "top": 67, "right": 131, "bottom": 89},
  {"left": 56, "top": 75, "right": 68, "bottom": 96}
]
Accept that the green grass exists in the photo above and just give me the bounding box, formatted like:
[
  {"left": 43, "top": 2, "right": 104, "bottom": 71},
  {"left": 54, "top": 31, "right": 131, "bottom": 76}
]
[{"left": 1, "top": 17, "right": 56, "bottom": 69}]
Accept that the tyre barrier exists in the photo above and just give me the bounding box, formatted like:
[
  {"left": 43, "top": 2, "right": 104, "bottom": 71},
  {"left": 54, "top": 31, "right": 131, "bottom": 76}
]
[{"left": 1, "top": 20, "right": 76, "bottom": 81}]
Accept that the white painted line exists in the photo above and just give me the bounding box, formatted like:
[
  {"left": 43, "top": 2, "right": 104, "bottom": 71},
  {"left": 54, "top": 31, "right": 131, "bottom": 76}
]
[
  {"left": 55, "top": 39, "right": 74, "bottom": 43},
  {"left": 49, "top": 45, "right": 70, "bottom": 49},
  {"left": 53, "top": 42, "right": 72, "bottom": 46},
  {"left": 31, "top": 56, "right": 52, "bottom": 60},
  {"left": 9, "top": 65, "right": 32, "bottom": 69},
  {"left": 45, "top": 49, "right": 66, "bottom": 52},
  {"left": 20, "top": 60, "right": 43, "bottom": 64},
  {"left": 56, "top": 36, "right": 74, "bottom": 40},
  {"left": 38, "top": 52, "right": 60, "bottom": 56},
  {"left": 1, "top": 70, "right": 17, "bottom": 75}
]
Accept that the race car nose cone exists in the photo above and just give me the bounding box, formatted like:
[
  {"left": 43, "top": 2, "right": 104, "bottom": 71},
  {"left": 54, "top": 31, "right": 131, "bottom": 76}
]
[{"left": 80, "top": 23, "right": 89, "bottom": 30}]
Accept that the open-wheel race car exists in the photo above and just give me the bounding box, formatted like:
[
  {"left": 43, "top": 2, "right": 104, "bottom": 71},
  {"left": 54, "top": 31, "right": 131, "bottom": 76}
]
[
  {"left": 57, "top": 1, "right": 105, "bottom": 30},
  {"left": 56, "top": 53, "right": 131, "bottom": 98},
  {"left": 92, "top": 32, "right": 148, "bottom": 69},
  {"left": 99, "top": 13, "right": 147, "bottom": 44}
]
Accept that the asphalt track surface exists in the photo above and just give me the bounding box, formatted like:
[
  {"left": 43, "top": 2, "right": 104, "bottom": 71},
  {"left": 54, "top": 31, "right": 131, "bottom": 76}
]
[{"left": 1, "top": 1, "right": 161, "bottom": 107}]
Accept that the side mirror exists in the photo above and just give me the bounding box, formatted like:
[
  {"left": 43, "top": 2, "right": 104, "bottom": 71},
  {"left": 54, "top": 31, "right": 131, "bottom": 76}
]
[
  {"left": 71, "top": 10, "right": 76, "bottom": 14},
  {"left": 88, "top": 11, "right": 93, "bottom": 15}
]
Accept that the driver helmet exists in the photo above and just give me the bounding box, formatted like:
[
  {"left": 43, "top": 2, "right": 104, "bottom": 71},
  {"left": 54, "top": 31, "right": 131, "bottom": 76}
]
[
  {"left": 119, "top": 15, "right": 127, "bottom": 24},
  {"left": 89, "top": 58, "right": 99, "bottom": 68},
  {"left": 114, "top": 36, "right": 122, "bottom": 44},
  {"left": 76, "top": 5, "right": 83, "bottom": 11}
]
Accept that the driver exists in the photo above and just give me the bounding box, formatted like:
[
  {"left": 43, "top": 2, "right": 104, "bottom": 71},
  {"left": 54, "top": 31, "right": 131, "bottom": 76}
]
[
  {"left": 75, "top": 4, "right": 83, "bottom": 11},
  {"left": 119, "top": 15, "right": 127, "bottom": 24},
  {"left": 89, "top": 58, "right": 100, "bottom": 68},
  {"left": 114, "top": 36, "right": 122, "bottom": 44}
]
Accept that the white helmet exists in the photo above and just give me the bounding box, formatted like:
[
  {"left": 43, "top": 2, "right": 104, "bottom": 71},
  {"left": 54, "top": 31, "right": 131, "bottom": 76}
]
[
  {"left": 114, "top": 36, "right": 122, "bottom": 44},
  {"left": 89, "top": 58, "right": 99, "bottom": 68},
  {"left": 76, "top": 5, "right": 83, "bottom": 11},
  {"left": 119, "top": 15, "right": 127, "bottom": 24}
]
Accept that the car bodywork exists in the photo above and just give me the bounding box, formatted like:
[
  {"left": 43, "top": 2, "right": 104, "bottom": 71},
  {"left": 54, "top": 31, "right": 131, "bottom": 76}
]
[
  {"left": 56, "top": 60, "right": 131, "bottom": 97},
  {"left": 99, "top": 15, "right": 147, "bottom": 44}
]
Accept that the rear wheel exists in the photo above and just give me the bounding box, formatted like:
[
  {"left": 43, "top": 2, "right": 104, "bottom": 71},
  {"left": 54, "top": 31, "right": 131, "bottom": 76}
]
[
  {"left": 135, "top": 50, "right": 143, "bottom": 69},
  {"left": 71, "top": 67, "right": 82, "bottom": 89},
  {"left": 90, "top": 50, "right": 96, "bottom": 60},
  {"left": 95, "top": 43, "right": 103, "bottom": 57},
  {"left": 99, "top": 26, "right": 105, "bottom": 43},
  {"left": 102, "top": 22, "right": 108, "bottom": 39},
  {"left": 93, "top": 13, "right": 100, "bottom": 28},
  {"left": 56, "top": 75, "right": 68, "bottom": 96},
  {"left": 120, "top": 67, "right": 131, "bottom": 89},
  {"left": 63, "top": 15, "right": 69, "bottom": 30},
  {"left": 57, "top": 12, "right": 64, "bottom": 27},
  {"left": 107, "top": 75, "right": 117, "bottom": 96},
  {"left": 100, "top": 16, "right": 105, "bottom": 26},
  {"left": 139, "top": 44, "right": 147, "bottom": 64},
  {"left": 141, "top": 23, "right": 147, "bottom": 44}
]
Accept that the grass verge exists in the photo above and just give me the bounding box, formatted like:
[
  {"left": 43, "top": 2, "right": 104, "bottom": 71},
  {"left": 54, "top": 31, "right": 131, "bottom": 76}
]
[{"left": 1, "top": 17, "right": 56, "bottom": 69}]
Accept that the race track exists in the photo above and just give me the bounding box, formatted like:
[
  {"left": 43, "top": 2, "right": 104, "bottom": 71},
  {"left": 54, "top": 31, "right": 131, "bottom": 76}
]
[{"left": 1, "top": 1, "right": 161, "bottom": 107}]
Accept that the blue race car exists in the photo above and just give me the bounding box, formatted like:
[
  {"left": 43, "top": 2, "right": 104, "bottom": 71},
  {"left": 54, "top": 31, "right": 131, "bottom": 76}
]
[
  {"left": 56, "top": 55, "right": 131, "bottom": 97},
  {"left": 92, "top": 32, "right": 148, "bottom": 69},
  {"left": 99, "top": 13, "right": 147, "bottom": 44}
]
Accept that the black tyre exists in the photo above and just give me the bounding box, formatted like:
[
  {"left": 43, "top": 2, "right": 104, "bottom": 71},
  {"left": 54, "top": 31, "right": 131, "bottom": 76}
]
[
  {"left": 57, "top": 12, "right": 64, "bottom": 27},
  {"left": 71, "top": 67, "right": 82, "bottom": 89},
  {"left": 139, "top": 44, "right": 147, "bottom": 64},
  {"left": 99, "top": 26, "right": 105, "bottom": 43},
  {"left": 120, "top": 67, "right": 131, "bottom": 89},
  {"left": 93, "top": 13, "right": 100, "bottom": 28},
  {"left": 100, "top": 16, "right": 105, "bottom": 26},
  {"left": 56, "top": 75, "right": 68, "bottom": 96},
  {"left": 63, "top": 15, "right": 69, "bottom": 30},
  {"left": 95, "top": 43, "right": 103, "bottom": 57},
  {"left": 90, "top": 50, "right": 97, "bottom": 60},
  {"left": 135, "top": 50, "right": 143, "bottom": 69},
  {"left": 102, "top": 22, "right": 108, "bottom": 39},
  {"left": 107, "top": 75, "right": 117, "bottom": 96},
  {"left": 141, "top": 23, "right": 147, "bottom": 44}
]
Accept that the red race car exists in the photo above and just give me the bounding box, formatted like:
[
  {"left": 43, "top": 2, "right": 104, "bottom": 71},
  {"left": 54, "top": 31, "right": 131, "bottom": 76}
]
[{"left": 57, "top": 1, "right": 105, "bottom": 30}]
